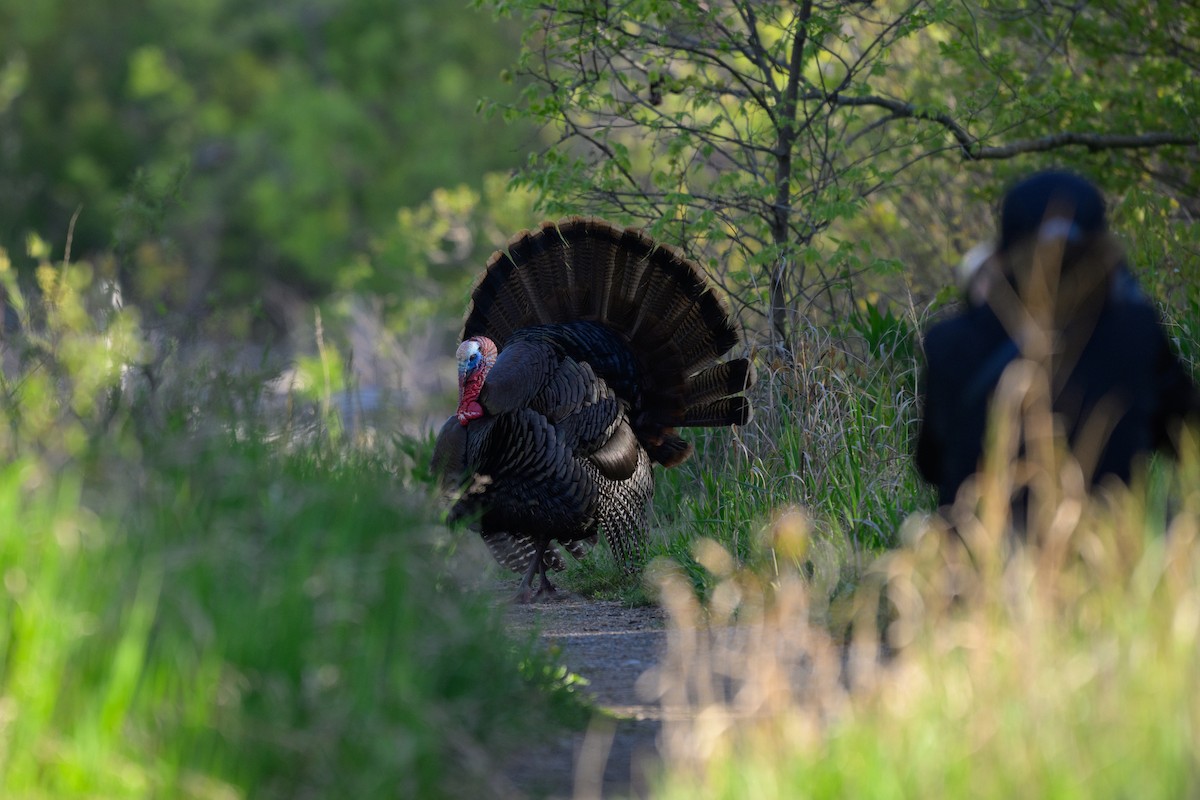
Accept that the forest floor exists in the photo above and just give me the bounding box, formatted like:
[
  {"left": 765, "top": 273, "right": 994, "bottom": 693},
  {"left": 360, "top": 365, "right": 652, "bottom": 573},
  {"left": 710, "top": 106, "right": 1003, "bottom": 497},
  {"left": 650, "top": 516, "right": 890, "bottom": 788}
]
[{"left": 499, "top": 591, "right": 671, "bottom": 800}]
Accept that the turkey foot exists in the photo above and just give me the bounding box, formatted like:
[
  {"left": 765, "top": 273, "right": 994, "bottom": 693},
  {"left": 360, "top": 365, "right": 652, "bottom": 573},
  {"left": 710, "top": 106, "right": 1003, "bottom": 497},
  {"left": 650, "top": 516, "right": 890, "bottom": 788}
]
[
  {"left": 514, "top": 538, "right": 556, "bottom": 603},
  {"left": 514, "top": 582, "right": 560, "bottom": 604},
  {"left": 532, "top": 568, "right": 561, "bottom": 601}
]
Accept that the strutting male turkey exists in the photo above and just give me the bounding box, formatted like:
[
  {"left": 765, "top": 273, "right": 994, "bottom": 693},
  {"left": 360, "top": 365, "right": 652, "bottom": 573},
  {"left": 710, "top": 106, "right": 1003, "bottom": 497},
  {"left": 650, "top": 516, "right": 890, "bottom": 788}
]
[{"left": 431, "top": 218, "right": 753, "bottom": 602}]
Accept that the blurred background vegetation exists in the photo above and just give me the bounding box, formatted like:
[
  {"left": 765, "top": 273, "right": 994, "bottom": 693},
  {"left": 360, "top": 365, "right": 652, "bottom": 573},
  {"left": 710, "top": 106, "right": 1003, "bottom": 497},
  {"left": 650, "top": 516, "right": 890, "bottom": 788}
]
[
  {"left": 0, "top": 0, "right": 538, "bottom": 340},
  {"left": 0, "top": 0, "right": 1198, "bottom": 796}
]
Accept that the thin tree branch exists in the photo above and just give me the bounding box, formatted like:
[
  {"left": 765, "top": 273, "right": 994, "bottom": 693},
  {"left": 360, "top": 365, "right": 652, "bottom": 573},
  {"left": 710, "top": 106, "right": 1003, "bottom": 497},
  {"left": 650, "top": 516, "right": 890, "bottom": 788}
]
[
  {"left": 972, "top": 131, "right": 1199, "bottom": 159},
  {"left": 830, "top": 93, "right": 1198, "bottom": 158}
]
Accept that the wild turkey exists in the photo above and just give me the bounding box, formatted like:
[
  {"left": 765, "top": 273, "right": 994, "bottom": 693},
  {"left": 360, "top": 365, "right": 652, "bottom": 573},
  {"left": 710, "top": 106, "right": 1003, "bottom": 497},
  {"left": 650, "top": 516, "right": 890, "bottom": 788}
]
[{"left": 431, "top": 217, "right": 753, "bottom": 601}]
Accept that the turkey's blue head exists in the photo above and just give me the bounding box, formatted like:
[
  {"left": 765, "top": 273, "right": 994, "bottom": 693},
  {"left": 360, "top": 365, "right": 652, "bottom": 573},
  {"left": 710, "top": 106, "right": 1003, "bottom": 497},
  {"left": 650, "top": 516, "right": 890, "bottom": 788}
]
[{"left": 455, "top": 336, "right": 498, "bottom": 425}]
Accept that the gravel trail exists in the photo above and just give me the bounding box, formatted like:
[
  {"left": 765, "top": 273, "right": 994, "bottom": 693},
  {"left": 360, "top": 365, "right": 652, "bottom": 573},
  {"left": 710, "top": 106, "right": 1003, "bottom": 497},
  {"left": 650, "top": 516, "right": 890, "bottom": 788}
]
[{"left": 499, "top": 594, "right": 670, "bottom": 799}]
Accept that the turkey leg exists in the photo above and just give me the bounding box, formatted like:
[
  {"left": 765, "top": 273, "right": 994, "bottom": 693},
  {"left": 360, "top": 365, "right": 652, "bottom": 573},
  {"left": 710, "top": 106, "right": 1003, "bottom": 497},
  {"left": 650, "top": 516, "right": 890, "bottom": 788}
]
[{"left": 514, "top": 537, "right": 557, "bottom": 603}]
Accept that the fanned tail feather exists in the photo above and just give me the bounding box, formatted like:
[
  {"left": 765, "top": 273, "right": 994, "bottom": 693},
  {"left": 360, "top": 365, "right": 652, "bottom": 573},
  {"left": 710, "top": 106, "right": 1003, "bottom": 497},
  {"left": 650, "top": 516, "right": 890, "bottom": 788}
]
[
  {"left": 684, "top": 359, "right": 756, "bottom": 407},
  {"left": 464, "top": 217, "right": 754, "bottom": 466},
  {"left": 682, "top": 397, "right": 753, "bottom": 427}
]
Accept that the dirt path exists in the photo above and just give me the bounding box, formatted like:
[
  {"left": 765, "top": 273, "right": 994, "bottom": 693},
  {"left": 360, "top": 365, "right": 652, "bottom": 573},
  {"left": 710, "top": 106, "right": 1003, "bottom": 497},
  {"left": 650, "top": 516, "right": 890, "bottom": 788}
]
[{"left": 500, "top": 592, "right": 670, "bottom": 800}]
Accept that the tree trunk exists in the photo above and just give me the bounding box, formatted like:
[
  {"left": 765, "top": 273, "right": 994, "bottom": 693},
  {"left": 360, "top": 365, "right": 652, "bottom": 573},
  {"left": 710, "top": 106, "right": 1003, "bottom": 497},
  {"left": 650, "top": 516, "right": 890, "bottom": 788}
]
[{"left": 768, "top": 0, "right": 814, "bottom": 353}]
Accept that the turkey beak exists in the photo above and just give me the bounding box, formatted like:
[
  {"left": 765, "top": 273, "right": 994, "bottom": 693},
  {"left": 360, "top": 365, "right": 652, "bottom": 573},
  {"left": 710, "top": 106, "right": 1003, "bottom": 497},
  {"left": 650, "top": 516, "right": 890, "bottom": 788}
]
[
  {"left": 455, "top": 340, "right": 478, "bottom": 389},
  {"left": 455, "top": 339, "right": 488, "bottom": 425}
]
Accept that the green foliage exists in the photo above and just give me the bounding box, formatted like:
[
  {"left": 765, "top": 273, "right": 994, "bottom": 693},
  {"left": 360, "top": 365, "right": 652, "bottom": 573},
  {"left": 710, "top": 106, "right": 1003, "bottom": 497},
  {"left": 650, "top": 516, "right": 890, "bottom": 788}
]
[
  {"left": 365, "top": 172, "right": 539, "bottom": 333},
  {"left": 0, "top": 242, "right": 147, "bottom": 462},
  {"left": 486, "top": 0, "right": 1199, "bottom": 343},
  {"left": 0, "top": 251, "right": 586, "bottom": 799},
  {"left": 3, "top": 1, "right": 1200, "bottom": 793},
  {"left": 0, "top": 442, "right": 589, "bottom": 799},
  {"left": 0, "top": 0, "right": 535, "bottom": 319}
]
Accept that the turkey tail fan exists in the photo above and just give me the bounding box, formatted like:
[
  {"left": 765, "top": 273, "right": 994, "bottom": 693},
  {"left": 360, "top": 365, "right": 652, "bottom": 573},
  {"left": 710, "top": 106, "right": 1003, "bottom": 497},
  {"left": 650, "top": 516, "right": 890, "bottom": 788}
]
[
  {"left": 683, "top": 359, "right": 755, "bottom": 408},
  {"left": 464, "top": 217, "right": 736, "bottom": 362},
  {"left": 463, "top": 217, "right": 753, "bottom": 465},
  {"left": 681, "top": 397, "right": 753, "bottom": 428},
  {"left": 638, "top": 394, "right": 751, "bottom": 468}
]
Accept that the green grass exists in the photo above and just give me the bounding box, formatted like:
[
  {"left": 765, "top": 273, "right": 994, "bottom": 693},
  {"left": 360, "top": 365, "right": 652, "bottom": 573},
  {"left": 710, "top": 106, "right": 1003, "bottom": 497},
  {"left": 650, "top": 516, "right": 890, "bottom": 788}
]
[
  {"left": 648, "top": 485, "right": 1200, "bottom": 798},
  {"left": 647, "top": 372, "right": 1200, "bottom": 799},
  {"left": 560, "top": 321, "right": 933, "bottom": 606},
  {"left": 10, "top": 250, "right": 1200, "bottom": 799},
  {"left": 0, "top": 432, "right": 592, "bottom": 799},
  {"left": 0, "top": 257, "right": 591, "bottom": 798}
]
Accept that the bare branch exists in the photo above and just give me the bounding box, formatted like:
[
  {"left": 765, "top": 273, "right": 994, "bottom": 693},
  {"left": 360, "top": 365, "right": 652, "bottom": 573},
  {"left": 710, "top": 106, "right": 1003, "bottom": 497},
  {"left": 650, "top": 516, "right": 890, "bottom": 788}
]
[
  {"left": 830, "top": 93, "right": 1198, "bottom": 159},
  {"left": 829, "top": 94, "right": 979, "bottom": 154},
  {"left": 972, "top": 132, "right": 1200, "bottom": 159}
]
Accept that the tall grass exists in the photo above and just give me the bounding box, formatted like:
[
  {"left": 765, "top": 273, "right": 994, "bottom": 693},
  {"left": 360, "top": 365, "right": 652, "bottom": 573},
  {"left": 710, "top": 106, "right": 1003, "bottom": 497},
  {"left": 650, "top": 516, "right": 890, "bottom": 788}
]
[
  {"left": 565, "top": 311, "right": 932, "bottom": 604},
  {"left": 0, "top": 251, "right": 587, "bottom": 799},
  {"left": 647, "top": 349, "right": 1200, "bottom": 798},
  {"left": 10, "top": 234, "right": 1197, "bottom": 798}
]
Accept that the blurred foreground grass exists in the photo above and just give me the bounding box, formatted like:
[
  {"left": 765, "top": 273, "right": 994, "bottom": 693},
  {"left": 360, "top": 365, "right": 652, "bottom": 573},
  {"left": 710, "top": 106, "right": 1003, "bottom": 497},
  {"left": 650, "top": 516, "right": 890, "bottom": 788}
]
[
  {"left": 0, "top": 252, "right": 587, "bottom": 798},
  {"left": 5, "top": 245, "right": 1200, "bottom": 799},
  {"left": 648, "top": 360, "right": 1200, "bottom": 799}
]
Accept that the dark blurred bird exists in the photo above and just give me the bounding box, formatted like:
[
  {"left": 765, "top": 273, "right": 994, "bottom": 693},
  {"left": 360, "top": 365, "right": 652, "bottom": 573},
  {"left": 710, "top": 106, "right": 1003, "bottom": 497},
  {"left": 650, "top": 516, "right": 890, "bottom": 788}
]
[{"left": 431, "top": 217, "right": 753, "bottom": 601}]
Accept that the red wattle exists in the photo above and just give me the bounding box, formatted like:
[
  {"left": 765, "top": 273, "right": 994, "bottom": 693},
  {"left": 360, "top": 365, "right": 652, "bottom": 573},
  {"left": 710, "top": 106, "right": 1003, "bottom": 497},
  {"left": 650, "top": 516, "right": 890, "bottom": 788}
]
[{"left": 457, "top": 400, "right": 484, "bottom": 425}]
